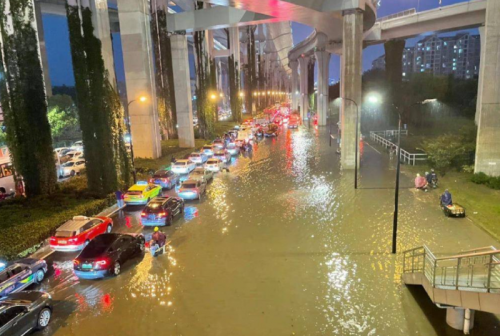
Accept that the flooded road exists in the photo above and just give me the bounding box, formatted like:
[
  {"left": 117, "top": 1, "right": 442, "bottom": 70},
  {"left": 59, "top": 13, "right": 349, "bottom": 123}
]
[{"left": 36, "top": 126, "right": 499, "bottom": 336}]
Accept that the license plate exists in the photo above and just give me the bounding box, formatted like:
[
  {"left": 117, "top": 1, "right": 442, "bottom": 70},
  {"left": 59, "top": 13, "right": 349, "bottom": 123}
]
[
  {"left": 58, "top": 240, "right": 67, "bottom": 244},
  {"left": 148, "top": 215, "right": 155, "bottom": 220},
  {"left": 82, "top": 264, "right": 92, "bottom": 269}
]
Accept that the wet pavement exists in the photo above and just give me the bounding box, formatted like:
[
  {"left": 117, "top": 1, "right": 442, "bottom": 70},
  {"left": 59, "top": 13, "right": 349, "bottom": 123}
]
[{"left": 34, "top": 126, "right": 499, "bottom": 336}]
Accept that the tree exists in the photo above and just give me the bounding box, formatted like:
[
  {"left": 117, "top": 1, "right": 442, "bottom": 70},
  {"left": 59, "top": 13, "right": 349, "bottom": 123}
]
[
  {"left": 66, "top": 3, "right": 131, "bottom": 194},
  {"left": 0, "top": 0, "right": 57, "bottom": 197},
  {"left": 47, "top": 95, "right": 80, "bottom": 141}
]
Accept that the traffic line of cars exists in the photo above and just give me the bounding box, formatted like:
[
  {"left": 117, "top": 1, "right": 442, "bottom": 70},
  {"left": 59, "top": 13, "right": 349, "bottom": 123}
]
[{"left": 0, "top": 118, "right": 286, "bottom": 334}]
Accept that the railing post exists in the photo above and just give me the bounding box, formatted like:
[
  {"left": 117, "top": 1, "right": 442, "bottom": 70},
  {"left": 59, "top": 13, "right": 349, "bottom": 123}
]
[
  {"left": 486, "top": 254, "right": 493, "bottom": 293},
  {"left": 455, "top": 258, "right": 461, "bottom": 290},
  {"left": 433, "top": 261, "right": 437, "bottom": 287}
]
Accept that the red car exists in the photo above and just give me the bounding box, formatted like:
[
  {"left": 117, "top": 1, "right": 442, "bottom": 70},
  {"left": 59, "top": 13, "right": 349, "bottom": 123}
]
[{"left": 50, "top": 216, "right": 113, "bottom": 252}]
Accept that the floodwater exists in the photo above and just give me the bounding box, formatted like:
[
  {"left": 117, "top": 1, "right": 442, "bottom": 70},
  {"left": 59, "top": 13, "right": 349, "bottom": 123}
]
[{"left": 36, "top": 126, "right": 499, "bottom": 336}]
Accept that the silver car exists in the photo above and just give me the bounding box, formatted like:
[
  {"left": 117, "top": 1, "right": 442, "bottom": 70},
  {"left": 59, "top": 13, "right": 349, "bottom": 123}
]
[{"left": 188, "top": 167, "right": 214, "bottom": 184}]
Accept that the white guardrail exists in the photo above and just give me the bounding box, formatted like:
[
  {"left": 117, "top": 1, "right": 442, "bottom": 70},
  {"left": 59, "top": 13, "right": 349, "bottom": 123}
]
[{"left": 369, "top": 130, "right": 428, "bottom": 166}]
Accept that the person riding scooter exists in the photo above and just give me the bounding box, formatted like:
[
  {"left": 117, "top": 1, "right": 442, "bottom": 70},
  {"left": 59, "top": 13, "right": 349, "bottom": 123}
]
[
  {"left": 430, "top": 169, "right": 438, "bottom": 188},
  {"left": 440, "top": 189, "right": 453, "bottom": 207},
  {"left": 415, "top": 173, "right": 428, "bottom": 191},
  {"left": 150, "top": 227, "right": 167, "bottom": 256}
]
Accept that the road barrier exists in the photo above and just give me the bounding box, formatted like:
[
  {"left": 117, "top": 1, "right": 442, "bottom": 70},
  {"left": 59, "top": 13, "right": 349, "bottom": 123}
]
[{"left": 369, "top": 131, "right": 427, "bottom": 166}]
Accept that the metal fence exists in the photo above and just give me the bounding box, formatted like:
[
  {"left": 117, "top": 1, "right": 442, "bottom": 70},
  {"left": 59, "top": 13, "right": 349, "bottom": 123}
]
[
  {"left": 369, "top": 131, "right": 427, "bottom": 166},
  {"left": 377, "top": 8, "right": 417, "bottom": 22}
]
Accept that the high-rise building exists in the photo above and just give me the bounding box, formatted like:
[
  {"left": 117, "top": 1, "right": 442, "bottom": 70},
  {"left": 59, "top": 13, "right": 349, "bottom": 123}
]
[{"left": 372, "top": 33, "right": 480, "bottom": 80}]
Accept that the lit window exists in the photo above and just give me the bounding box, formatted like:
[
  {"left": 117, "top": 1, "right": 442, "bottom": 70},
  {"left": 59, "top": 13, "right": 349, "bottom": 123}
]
[
  {"left": 426, "top": 47, "right": 431, "bottom": 51},
  {"left": 421, "top": 69, "right": 425, "bottom": 72},
  {"left": 403, "top": 72, "right": 406, "bottom": 76}
]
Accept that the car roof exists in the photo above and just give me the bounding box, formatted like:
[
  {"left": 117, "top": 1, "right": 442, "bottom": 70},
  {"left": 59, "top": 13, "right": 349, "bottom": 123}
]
[
  {"left": 149, "top": 196, "right": 169, "bottom": 204},
  {"left": 57, "top": 216, "right": 97, "bottom": 231},
  {"left": 207, "top": 158, "right": 220, "bottom": 162},
  {"left": 175, "top": 159, "right": 189, "bottom": 163},
  {"left": 128, "top": 184, "right": 148, "bottom": 191},
  {"left": 182, "top": 179, "right": 198, "bottom": 184},
  {"left": 214, "top": 150, "right": 226, "bottom": 154}
]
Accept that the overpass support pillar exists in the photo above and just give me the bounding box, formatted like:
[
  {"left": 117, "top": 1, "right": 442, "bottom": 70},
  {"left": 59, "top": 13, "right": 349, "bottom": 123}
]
[
  {"left": 446, "top": 308, "right": 475, "bottom": 332},
  {"left": 118, "top": 0, "right": 161, "bottom": 159},
  {"left": 298, "top": 56, "right": 310, "bottom": 120},
  {"left": 341, "top": 9, "right": 363, "bottom": 169},
  {"left": 315, "top": 49, "right": 331, "bottom": 126},
  {"left": 170, "top": 34, "right": 195, "bottom": 148},
  {"left": 475, "top": 0, "right": 500, "bottom": 176}
]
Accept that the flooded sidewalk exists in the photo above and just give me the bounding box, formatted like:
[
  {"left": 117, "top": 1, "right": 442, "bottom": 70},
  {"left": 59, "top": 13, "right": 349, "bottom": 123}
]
[{"left": 36, "top": 126, "right": 499, "bottom": 336}]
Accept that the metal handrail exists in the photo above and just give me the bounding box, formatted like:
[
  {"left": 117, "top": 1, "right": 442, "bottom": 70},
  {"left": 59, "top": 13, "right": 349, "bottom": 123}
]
[
  {"left": 369, "top": 131, "right": 427, "bottom": 165},
  {"left": 403, "top": 245, "right": 500, "bottom": 293}
]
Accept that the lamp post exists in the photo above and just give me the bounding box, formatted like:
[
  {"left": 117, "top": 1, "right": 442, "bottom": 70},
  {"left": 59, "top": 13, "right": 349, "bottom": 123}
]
[
  {"left": 126, "top": 96, "right": 147, "bottom": 184},
  {"left": 392, "top": 98, "right": 437, "bottom": 254}
]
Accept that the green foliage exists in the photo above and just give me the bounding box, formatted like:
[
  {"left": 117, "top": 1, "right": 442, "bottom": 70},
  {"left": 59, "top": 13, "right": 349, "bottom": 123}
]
[
  {"left": 47, "top": 94, "right": 80, "bottom": 141},
  {"left": 0, "top": 0, "right": 56, "bottom": 197},
  {"left": 66, "top": 4, "right": 130, "bottom": 194},
  {"left": 151, "top": 8, "right": 177, "bottom": 139},
  {"left": 471, "top": 172, "right": 500, "bottom": 190},
  {"left": 0, "top": 126, "right": 6, "bottom": 146},
  {"left": 0, "top": 192, "right": 115, "bottom": 260},
  {"left": 423, "top": 126, "right": 477, "bottom": 175}
]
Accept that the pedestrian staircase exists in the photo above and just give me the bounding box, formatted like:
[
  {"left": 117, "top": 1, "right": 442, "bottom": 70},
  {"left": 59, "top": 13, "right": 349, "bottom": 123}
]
[{"left": 402, "top": 245, "right": 500, "bottom": 320}]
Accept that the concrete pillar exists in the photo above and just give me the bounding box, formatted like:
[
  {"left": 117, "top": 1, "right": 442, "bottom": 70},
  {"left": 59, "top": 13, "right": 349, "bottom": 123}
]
[
  {"left": 475, "top": 26, "right": 486, "bottom": 125},
  {"left": 170, "top": 34, "right": 195, "bottom": 148},
  {"left": 341, "top": 9, "right": 363, "bottom": 169},
  {"left": 475, "top": 0, "right": 500, "bottom": 176},
  {"left": 298, "top": 56, "right": 310, "bottom": 120},
  {"left": 89, "top": 0, "right": 116, "bottom": 87},
  {"left": 229, "top": 27, "right": 240, "bottom": 75},
  {"left": 118, "top": 0, "right": 161, "bottom": 158},
  {"left": 34, "top": 1, "right": 52, "bottom": 97},
  {"left": 315, "top": 49, "right": 331, "bottom": 126},
  {"left": 446, "top": 308, "right": 475, "bottom": 332}
]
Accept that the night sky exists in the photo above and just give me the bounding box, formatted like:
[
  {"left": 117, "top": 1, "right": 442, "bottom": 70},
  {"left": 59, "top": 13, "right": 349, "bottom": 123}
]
[{"left": 42, "top": 0, "right": 476, "bottom": 88}]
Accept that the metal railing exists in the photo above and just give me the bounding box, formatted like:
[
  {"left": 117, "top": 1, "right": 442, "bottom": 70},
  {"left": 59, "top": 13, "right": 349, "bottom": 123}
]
[
  {"left": 369, "top": 131, "right": 427, "bottom": 165},
  {"left": 403, "top": 245, "right": 500, "bottom": 293},
  {"left": 377, "top": 9, "right": 417, "bottom": 22}
]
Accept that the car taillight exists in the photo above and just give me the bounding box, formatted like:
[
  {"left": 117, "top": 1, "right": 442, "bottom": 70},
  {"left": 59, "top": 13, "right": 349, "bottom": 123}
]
[
  {"left": 149, "top": 178, "right": 154, "bottom": 183},
  {"left": 94, "top": 259, "right": 109, "bottom": 269},
  {"left": 162, "top": 178, "right": 169, "bottom": 183},
  {"left": 194, "top": 188, "right": 199, "bottom": 194},
  {"left": 158, "top": 212, "right": 166, "bottom": 218},
  {"left": 141, "top": 212, "right": 146, "bottom": 217},
  {"left": 50, "top": 237, "right": 56, "bottom": 243},
  {"left": 73, "top": 259, "right": 80, "bottom": 266}
]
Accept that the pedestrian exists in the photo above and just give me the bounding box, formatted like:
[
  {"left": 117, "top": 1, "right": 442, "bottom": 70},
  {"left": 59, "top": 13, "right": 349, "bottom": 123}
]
[
  {"left": 115, "top": 189, "right": 124, "bottom": 208},
  {"left": 171, "top": 155, "right": 177, "bottom": 164}
]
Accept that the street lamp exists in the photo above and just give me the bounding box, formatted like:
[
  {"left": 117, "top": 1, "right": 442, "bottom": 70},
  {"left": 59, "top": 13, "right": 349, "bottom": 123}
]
[
  {"left": 126, "top": 95, "right": 147, "bottom": 183},
  {"left": 391, "top": 98, "right": 436, "bottom": 254}
]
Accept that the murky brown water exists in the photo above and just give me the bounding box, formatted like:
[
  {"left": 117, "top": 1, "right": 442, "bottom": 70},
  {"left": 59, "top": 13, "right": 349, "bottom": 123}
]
[{"left": 37, "top": 126, "right": 499, "bottom": 336}]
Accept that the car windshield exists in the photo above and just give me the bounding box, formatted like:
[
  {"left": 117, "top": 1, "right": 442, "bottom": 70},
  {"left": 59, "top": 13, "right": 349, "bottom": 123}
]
[
  {"left": 207, "top": 160, "right": 218, "bottom": 164},
  {"left": 182, "top": 183, "right": 196, "bottom": 189},
  {"left": 55, "top": 230, "right": 76, "bottom": 238},
  {"left": 227, "top": 143, "right": 235, "bottom": 148},
  {"left": 175, "top": 162, "right": 186, "bottom": 166},
  {"left": 203, "top": 146, "right": 212, "bottom": 150},
  {"left": 79, "top": 235, "right": 117, "bottom": 258},
  {"left": 62, "top": 162, "right": 75, "bottom": 167}
]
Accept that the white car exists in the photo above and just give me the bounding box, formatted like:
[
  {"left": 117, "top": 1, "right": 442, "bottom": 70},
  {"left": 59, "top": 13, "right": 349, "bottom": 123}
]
[
  {"left": 213, "top": 150, "right": 231, "bottom": 163},
  {"left": 60, "top": 159, "right": 86, "bottom": 177},
  {"left": 65, "top": 151, "right": 83, "bottom": 160},
  {"left": 204, "top": 158, "right": 224, "bottom": 172},
  {"left": 188, "top": 152, "right": 208, "bottom": 165},
  {"left": 226, "top": 142, "right": 240, "bottom": 156},
  {"left": 201, "top": 145, "right": 215, "bottom": 157},
  {"left": 171, "top": 159, "right": 196, "bottom": 174},
  {"left": 72, "top": 140, "right": 83, "bottom": 148},
  {"left": 188, "top": 167, "right": 214, "bottom": 184},
  {"left": 54, "top": 147, "right": 70, "bottom": 156}
]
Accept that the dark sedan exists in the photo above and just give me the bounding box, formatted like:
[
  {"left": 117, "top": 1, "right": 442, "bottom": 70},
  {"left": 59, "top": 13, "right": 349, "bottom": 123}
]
[
  {"left": 73, "top": 233, "right": 145, "bottom": 280},
  {"left": 0, "top": 291, "right": 52, "bottom": 335}
]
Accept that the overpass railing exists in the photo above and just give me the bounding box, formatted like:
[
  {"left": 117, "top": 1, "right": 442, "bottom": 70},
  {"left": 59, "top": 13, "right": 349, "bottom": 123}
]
[
  {"left": 403, "top": 245, "right": 500, "bottom": 293},
  {"left": 369, "top": 131, "right": 427, "bottom": 165},
  {"left": 378, "top": 8, "right": 416, "bottom": 22}
]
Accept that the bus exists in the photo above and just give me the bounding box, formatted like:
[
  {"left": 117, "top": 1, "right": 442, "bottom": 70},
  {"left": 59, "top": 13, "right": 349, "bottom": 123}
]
[{"left": 0, "top": 155, "right": 15, "bottom": 195}]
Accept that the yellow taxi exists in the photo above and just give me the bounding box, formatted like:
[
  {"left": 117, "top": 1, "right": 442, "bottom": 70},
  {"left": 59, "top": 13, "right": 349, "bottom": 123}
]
[{"left": 124, "top": 181, "right": 162, "bottom": 205}]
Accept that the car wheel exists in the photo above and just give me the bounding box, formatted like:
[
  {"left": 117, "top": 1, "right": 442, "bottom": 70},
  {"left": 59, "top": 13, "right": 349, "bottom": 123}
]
[
  {"left": 107, "top": 224, "right": 112, "bottom": 233},
  {"left": 70, "top": 170, "right": 75, "bottom": 177},
  {"left": 112, "top": 261, "right": 121, "bottom": 276},
  {"left": 35, "top": 269, "right": 45, "bottom": 283},
  {"left": 139, "top": 240, "right": 145, "bottom": 252},
  {"left": 36, "top": 308, "right": 51, "bottom": 330}
]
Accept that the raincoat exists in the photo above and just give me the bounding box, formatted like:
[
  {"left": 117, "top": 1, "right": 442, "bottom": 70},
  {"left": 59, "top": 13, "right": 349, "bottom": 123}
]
[{"left": 441, "top": 191, "right": 453, "bottom": 206}]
